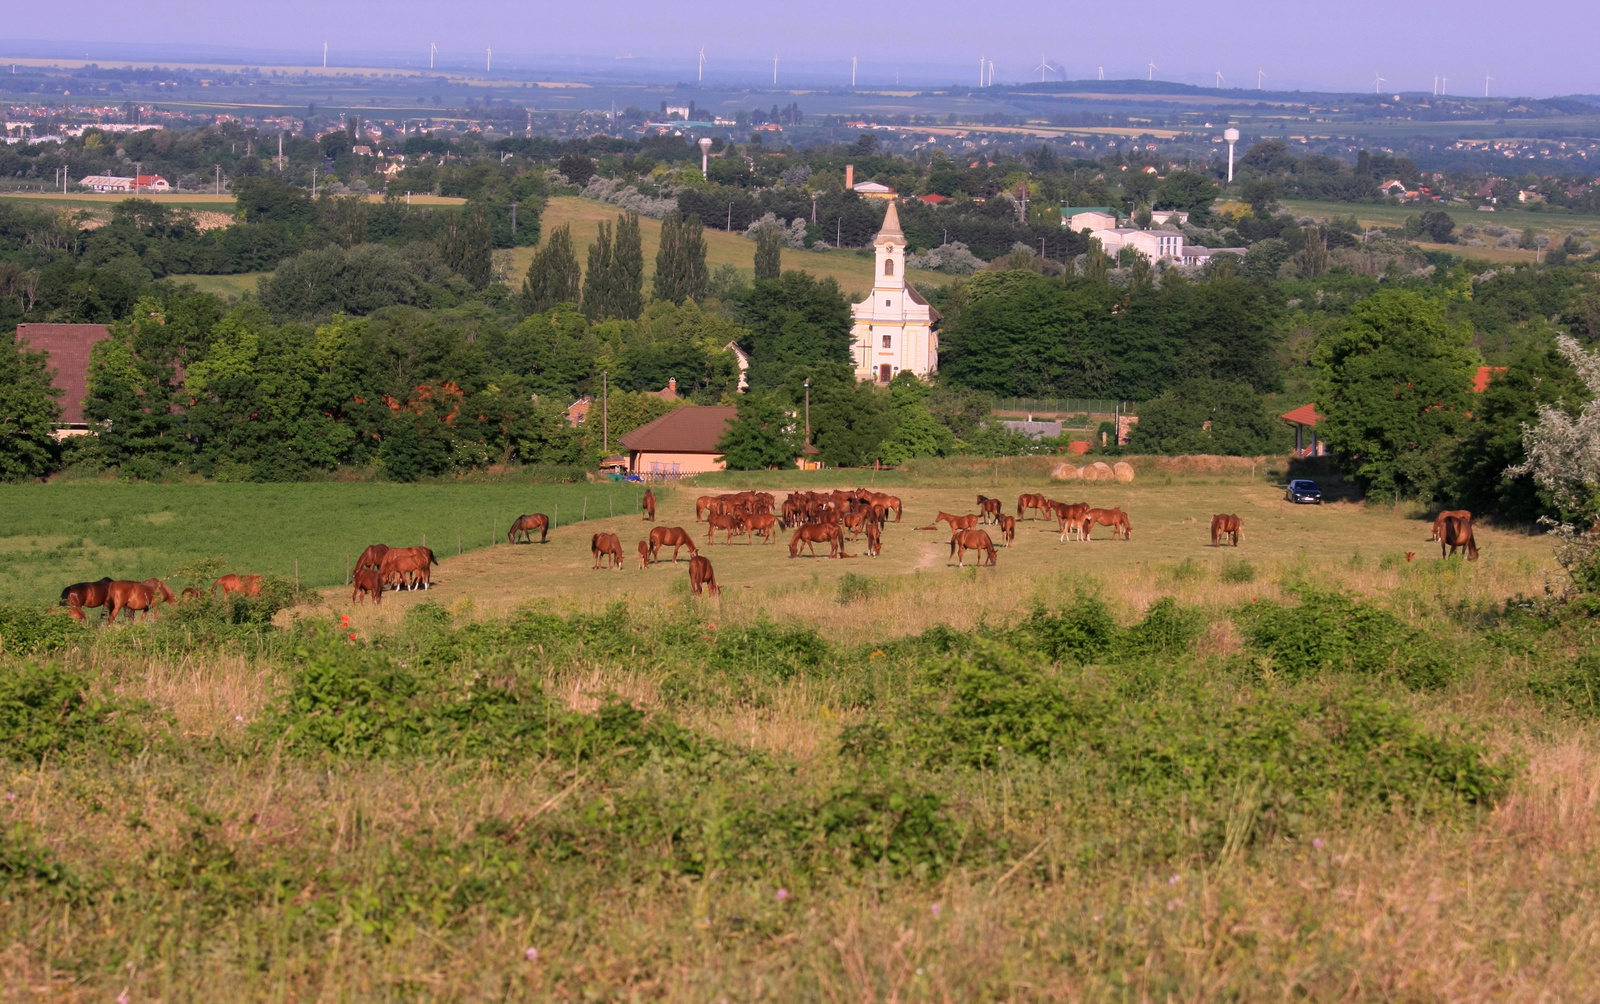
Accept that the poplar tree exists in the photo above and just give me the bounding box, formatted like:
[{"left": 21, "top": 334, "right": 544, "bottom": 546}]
[
  {"left": 655, "top": 210, "right": 709, "bottom": 304},
  {"left": 613, "top": 211, "right": 644, "bottom": 320},
  {"left": 581, "top": 220, "right": 617, "bottom": 321},
  {"left": 521, "top": 224, "right": 582, "bottom": 314},
  {"left": 754, "top": 221, "right": 783, "bottom": 281},
  {"left": 440, "top": 204, "right": 493, "bottom": 289}
]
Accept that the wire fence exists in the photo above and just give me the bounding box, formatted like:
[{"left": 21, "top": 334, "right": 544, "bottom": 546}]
[{"left": 993, "top": 398, "right": 1140, "bottom": 418}]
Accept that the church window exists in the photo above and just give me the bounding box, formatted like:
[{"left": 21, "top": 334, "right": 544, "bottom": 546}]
[
  {"left": 882, "top": 333, "right": 892, "bottom": 348},
  {"left": 884, "top": 259, "right": 895, "bottom": 276},
  {"left": 885, "top": 298, "right": 891, "bottom": 306}
]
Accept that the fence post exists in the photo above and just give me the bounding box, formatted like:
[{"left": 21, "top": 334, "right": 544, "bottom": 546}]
[
  {"left": 554, "top": 503, "right": 558, "bottom": 529},
  {"left": 609, "top": 495, "right": 614, "bottom": 518},
  {"left": 294, "top": 558, "right": 299, "bottom": 591},
  {"left": 582, "top": 498, "right": 587, "bottom": 521},
  {"left": 458, "top": 530, "right": 462, "bottom": 556},
  {"left": 345, "top": 553, "right": 349, "bottom": 585}
]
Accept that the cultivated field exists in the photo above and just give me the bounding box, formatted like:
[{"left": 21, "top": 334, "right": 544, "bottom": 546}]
[
  {"left": 1284, "top": 197, "right": 1600, "bottom": 247},
  {"left": 518, "top": 196, "right": 956, "bottom": 298},
  {"left": 3, "top": 473, "right": 1599, "bottom": 1001}
]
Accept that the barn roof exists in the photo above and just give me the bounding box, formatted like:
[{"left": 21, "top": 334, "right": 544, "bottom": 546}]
[
  {"left": 14, "top": 323, "right": 112, "bottom": 425},
  {"left": 618, "top": 405, "right": 737, "bottom": 454}
]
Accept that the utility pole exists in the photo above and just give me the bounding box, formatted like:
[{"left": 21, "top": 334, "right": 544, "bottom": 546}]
[
  {"left": 215, "top": 164, "right": 220, "bottom": 194},
  {"left": 277, "top": 132, "right": 283, "bottom": 171},
  {"left": 134, "top": 161, "right": 141, "bottom": 194},
  {"left": 602, "top": 370, "right": 609, "bottom": 454},
  {"left": 311, "top": 166, "right": 317, "bottom": 197},
  {"left": 803, "top": 377, "right": 811, "bottom": 447},
  {"left": 511, "top": 201, "right": 517, "bottom": 236}
]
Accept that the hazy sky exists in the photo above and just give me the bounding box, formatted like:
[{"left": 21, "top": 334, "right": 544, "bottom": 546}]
[{"left": 6, "top": 0, "right": 1596, "bottom": 96}]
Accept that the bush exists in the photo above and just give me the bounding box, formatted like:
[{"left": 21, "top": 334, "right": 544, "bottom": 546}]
[
  {"left": 0, "top": 605, "right": 86, "bottom": 655},
  {"left": 0, "top": 662, "right": 151, "bottom": 762},
  {"left": 1529, "top": 650, "right": 1600, "bottom": 717},
  {"left": 1239, "top": 588, "right": 1456, "bottom": 689}
]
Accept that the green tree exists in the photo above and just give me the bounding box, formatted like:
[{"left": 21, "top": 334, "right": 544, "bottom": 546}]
[
  {"left": 1126, "top": 378, "right": 1287, "bottom": 455},
  {"left": 581, "top": 219, "right": 618, "bottom": 321},
  {"left": 654, "top": 210, "right": 708, "bottom": 304},
  {"left": 0, "top": 333, "right": 61, "bottom": 480},
  {"left": 879, "top": 373, "right": 955, "bottom": 464},
  {"left": 1153, "top": 170, "right": 1221, "bottom": 219},
  {"left": 613, "top": 211, "right": 644, "bottom": 320},
  {"left": 440, "top": 204, "right": 493, "bottom": 288},
  {"left": 716, "top": 390, "right": 800, "bottom": 469},
  {"left": 1314, "top": 290, "right": 1479, "bottom": 500},
  {"left": 754, "top": 221, "right": 783, "bottom": 281},
  {"left": 802, "top": 364, "right": 895, "bottom": 467},
  {"left": 521, "top": 224, "right": 582, "bottom": 314},
  {"left": 735, "top": 272, "right": 851, "bottom": 389},
  {"left": 1418, "top": 210, "right": 1456, "bottom": 244}
]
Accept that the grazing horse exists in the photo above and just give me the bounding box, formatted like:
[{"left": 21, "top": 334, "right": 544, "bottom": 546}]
[
  {"left": 744, "top": 513, "right": 779, "bottom": 544},
  {"left": 642, "top": 488, "right": 657, "bottom": 521},
  {"left": 1017, "top": 493, "right": 1051, "bottom": 520},
  {"left": 1210, "top": 514, "right": 1243, "bottom": 547},
  {"left": 863, "top": 520, "right": 883, "bottom": 557},
  {"left": 143, "top": 578, "right": 176, "bottom": 607},
  {"left": 60, "top": 577, "right": 114, "bottom": 622},
  {"left": 106, "top": 580, "right": 159, "bottom": 623},
  {"left": 706, "top": 513, "right": 745, "bottom": 545},
  {"left": 380, "top": 546, "right": 437, "bottom": 590},
  {"left": 213, "top": 574, "right": 263, "bottom": 596},
  {"left": 1439, "top": 515, "right": 1479, "bottom": 561},
  {"left": 949, "top": 529, "right": 997, "bottom": 567},
  {"left": 976, "top": 495, "right": 1003, "bottom": 524},
  {"left": 351, "top": 569, "right": 383, "bottom": 604},
  {"left": 591, "top": 533, "right": 624, "bottom": 570},
  {"left": 1430, "top": 510, "right": 1472, "bottom": 542},
  {"left": 647, "top": 526, "right": 698, "bottom": 564},
  {"left": 637, "top": 540, "right": 651, "bottom": 569},
  {"left": 1078, "top": 508, "right": 1131, "bottom": 542},
  {"left": 935, "top": 512, "right": 979, "bottom": 534},
  {"left": 1053, "top": 502, "right": 1091, "bottom": 542},
  {"left": 354, "top": 544, "right": 389, "bottom": 573},
  {"left": 995, "top": 514, "right": 1016, "bottom": 546},
  {"left": 688, "top": 555, "right": 721, "bottom": 597},
  {"left": 180, "top": 587, "right": 203, "bottom": 602},
  {"left": 789, "top": 523, "right": 846, "bottom": 559},
  {"left": 695, "top": 496, "right": 717, "bottom": 522},
  {"left": 508, "top": 514, "right": 549, "bottom": 545}
]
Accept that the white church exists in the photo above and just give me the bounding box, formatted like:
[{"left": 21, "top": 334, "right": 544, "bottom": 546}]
[{"left": 850, "top": 202, "right": 939, "bottom": 384}]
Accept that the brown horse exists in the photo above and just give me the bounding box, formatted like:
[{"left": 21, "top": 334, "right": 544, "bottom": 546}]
[
  {"left": 351, "top": 569, "right": 383, "bottom": 604},
  {"left": 688, "top": 555, "right": 721, "bottom": 597},
  {"left": 1210, "top": 514, "right": 1243, "bottom": 547},
  {"left": 935, "top": 512, "right": 979, "bottom": 533},
  {"left": 181, "top": 587, "right": 203, "bottom": 601},
  {"left": 354, "top": 544, "right": 389, "bottom": 573},
  {"left": 1430, "top": 510, "right": 1472, "bottom": 542},
  {"left": 1017, "top": 493, "right": 1051, "bottom": 520},
  {"left": 508, "top": 514, "right": 549, "bottom": 544},
  {"left": 789, "top": 523, "right": 846, "bottom": 559},
  {"left": 380, "top": 546, "right": 437, "bottom": 590},
  {"left": 591, "top": 532, "right": 624, "bottom": 570},
  {"left": 863, "top": 520, "right": 883, "bottom": 557},
  {"left": 213, "top": 574, "right": 263, "bottom": 596},
  {"left": 106, "top": 580, "right": 159, "bottom": 623},
  {"left": 143, "top": 578, "right": 176, "bottom": 606},
  {"left": 637, "top": 540, "right": 651, "bottom": 569},
  {"left": 647, "top": 526, "right": 698, "bottom": 564},
  {"left": 744, "top": 513, "right": 779, "bottom": 544},
  {"left": 695, "top": 496, "right": 717, "bottom": 522},
  {"left": 1439, "top": 515, "right": 1479, "bottom": 561},
  {"left": 995, "top": 514, "right": 1016, "bottom": 546},
  {"left": 950, "top": 529, "right": 997, "bottom": 567},
  {"left": 706, "top": 512, "right": 744, "bottom": 545},
  {"left": 1078, "top": 508, "right": 1131, "bottom": 542},
  {"left": 976, "top": 495, "right": 1003, "bottom": 523},
  {"left": 60, "top": 577, "right": 114, "bottom": 622},
  {"left": 1053, "top": 502, "right": 1090, "bottom": 542},
  {"left": 642, "top": 488, "right": 657, "bottom": 521}
]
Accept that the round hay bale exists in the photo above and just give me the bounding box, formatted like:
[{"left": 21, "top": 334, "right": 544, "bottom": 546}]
[
  {"left": 1091, "top": 461, "right": 1114, "bottom": 480},
  {"left": 1113, "top": 461, "right": 1135, "bottom": 483},
  {"left": 1050, "top": 463, "right": 1080, "bottom": 481},
  {"left": 1079, "top": 464, "right": 1101, "bottom": 481}
]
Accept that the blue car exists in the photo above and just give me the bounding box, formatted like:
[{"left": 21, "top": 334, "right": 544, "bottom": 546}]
[{"left": 1284, "top": 479, "right": 1323, "bottom": 504}]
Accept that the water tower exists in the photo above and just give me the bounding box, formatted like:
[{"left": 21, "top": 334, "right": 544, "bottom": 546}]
[
  {"left": 698, "top": 137, "right": 713, "bottom": 176},
  {"left": 1224, "top": 127, "right": 1240, "bottom": 183}
]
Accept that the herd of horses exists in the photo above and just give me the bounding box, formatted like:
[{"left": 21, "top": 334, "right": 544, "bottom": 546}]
[{"left": 57, "top": 483, "right": 1485, "bottom": 622}]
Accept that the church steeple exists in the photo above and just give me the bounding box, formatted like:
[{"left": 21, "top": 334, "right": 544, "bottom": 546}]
[
  {"left": 875, "top": 202, "right": 904, "bottom": 244},
  {"left": 873, "top": 202, "right": 905, "bottom": 291}
]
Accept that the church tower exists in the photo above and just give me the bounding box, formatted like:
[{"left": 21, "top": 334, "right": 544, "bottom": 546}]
[{"left": 849, "top": 202, "right": 938, "bottom": 384}]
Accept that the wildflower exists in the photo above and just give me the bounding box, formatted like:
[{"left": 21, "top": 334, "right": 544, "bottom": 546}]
[
  {"left": 340, "top": 614, "right": 350, "bottom": 625},
  {"left": 117, "top": 991, "right": 130, "bottom": 1004},
  {"left": 524, "top": 947, "right": 538, "bottom": 962},
  {"left": 349, "top": 633, "right": 357, "bottom": 641},
  {"left": 234, "top": 716, "right": 243, "bottom": 723},
  {"left": 706, "top": 623, "right": 717, "bottom": 630},
  {"left": 4, "top": 792, "right": 14, "bottom": 802},
  {"left": 870, "top": 650, "right": 886, "bottom": 660},
  {"left": 930, "top": 903, "right": 941, "bottom": 917},
  {"left": 776, "top": 888, "right": 789, "bottom": 901},
  {"left": 1312, "top": 838, "right": 1324, "bottom": 850}
]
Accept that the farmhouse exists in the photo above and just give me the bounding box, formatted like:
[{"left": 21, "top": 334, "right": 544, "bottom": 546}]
[
  {"left": 618, "top": 405, "right": 738, "bottom": 479},
  {"left": 1091, "top": 227, "right": 1183, "bottom": 261},
  {"left": 849, "top": 202, "right": 939, "bottom": 384},
  {"left": 77, "top": 174, "right": 171, "bottom": 193},
  {"left": 13, "top": 322, "right": 112, "bottom": 435}
]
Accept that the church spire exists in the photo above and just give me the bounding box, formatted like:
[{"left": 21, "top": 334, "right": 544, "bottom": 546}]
[{"left": 875, "top": 201, "right": 904, "bottom": 243}]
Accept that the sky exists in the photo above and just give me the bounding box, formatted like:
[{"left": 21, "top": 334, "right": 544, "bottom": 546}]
[{"left": 5, "top": 0, "right": 1597, "bottom": 97}]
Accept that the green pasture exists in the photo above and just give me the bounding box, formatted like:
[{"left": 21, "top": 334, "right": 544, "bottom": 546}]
[
  {"left": 168, "top": 272, "right": 268, "bottom": 298},
  {"left": 1283, "top": 198, "right": 1600, "bottom": 237},
  {"left": 0, "top": 480, "right": 658, "bottom": 605}
]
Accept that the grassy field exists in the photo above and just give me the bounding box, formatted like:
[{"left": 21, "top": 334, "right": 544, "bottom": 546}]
[
  {"left": 0, "top": 480, "right": 653, "bottom": 605},
  {"left": 515, "top": 196, "right": 957, "bottom": 299},
  {"left": 6, "top": 474, "right": 1600, "bottom": 999},
  {"left": 1284, "top": 197, "right": 1600, "bottom": 243},
  {"left": 168, "top": 272, "right": 268, "bottom": 298}
]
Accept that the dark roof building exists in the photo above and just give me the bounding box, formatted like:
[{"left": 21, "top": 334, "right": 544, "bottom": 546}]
[
  {"left": 14, "top": 323, "right": 112, "bottom": 428},
  {"left": 618, "top": 405, "right": 738, "bottom": 478}
]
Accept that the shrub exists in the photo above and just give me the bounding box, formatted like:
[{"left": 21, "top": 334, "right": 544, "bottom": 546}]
[
  {"left": 0, "top": 605, "right": 86, "bottom": 655},
  {"left": 0, "top": 662, "right": 151, "bottom": 762},
  {"left": 1220, "top": 559, "right": 1257, "bottom": 583},
  {"left": 1239, "top": 588, "right": 1456, "bottom": 688},
  {"left": 836, "top": 573, "right": 884, "bottom": 606},
  {"left": 1529, "top": 650, "right": 1600, "bottom": 717}
]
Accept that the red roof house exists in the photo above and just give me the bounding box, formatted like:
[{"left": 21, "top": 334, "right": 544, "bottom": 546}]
[{"left": 14, "top": 323, "right": 112, "bottom": 429}]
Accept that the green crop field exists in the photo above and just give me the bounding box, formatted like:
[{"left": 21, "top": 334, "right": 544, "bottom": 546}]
[
  {"left": 0, "top": 480, "right": 657, "bottom": 604},
  {"left": 167, "top": 271, "right": 269, "bottom": 298},
  {"left": 1284, "top": 197, "right": 1600, "bottom": 239}
]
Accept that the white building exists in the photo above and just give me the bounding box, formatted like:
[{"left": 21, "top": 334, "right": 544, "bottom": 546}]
[
  {"left": 1177, "top": 245, "right": 1248, "bottom": 267},
  {"left": 1064, "top": 209, "right": 1119, "bottom": 231},
  {"left": 850, "top": 202, "right": 939, "bottom": 384},
  {"left": 1148, "top": 209, "right": 1190, "bottom": 227},
  {"left": 78, "top": 174, "right": 171, "bottom": 193},
  {"left": 1091, "top": 227, "right": 1183, "bottom": 261}
]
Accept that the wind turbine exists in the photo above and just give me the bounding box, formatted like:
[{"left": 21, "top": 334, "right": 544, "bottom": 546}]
[
  {"left": 698, "top": 47, "right": 705, "bottom": 82},
  {"left": 1373, "top": 71, "right": 1384, "bottom": 94},
  {"left": 1097, "top": 66, "right": 1104, "bottom": 80},
  {"left": 429, "top": 42, "right": 436, "bottom": 70},
  {"left": 1215, "top": 70, "right": 1224, "bottom": 88},
  {"left": 987, "top": 59, "right": 995, "bottom": 86},
  {"left": 1440, "top": 75, "right": 1448, "bottom": 95},
  {"left": 486, "top": 47, "right": 491, "bottom": 73},
  {"left": 1257, "top": 68, "right": 1264, "bottom": 89},
  {"left": 1147, "top": 60, "right": 1157, "bottom": 81},
  {"left": 851, "top": 55, "right": 857, "bottom": 87},
  {"left": 772, "top": 53, "right": 779, "bottom": 85},
  {"left": 1484, "top": 74, "right": 1493, "bottom": 97},
  {"left": 1432, "top": 74, "right": 1438, "bottom": 96},
  {"left": 322, "top": 42, "right": 328, "bottom": 68},
  {"left": 979, "top": 54, "right": 985, "bottom": 87},
  {"left": 1036, "top": 56, "right": 1053, "bottom": 82}
]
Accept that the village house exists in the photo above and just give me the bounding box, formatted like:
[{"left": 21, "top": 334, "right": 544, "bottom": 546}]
[
  {"left": 1061, "top": 206, "right": 1120, "bottom": 231},
  {"left": 1091, "top": 227, "right": 1183, "bottom": 261},
  {"left": 617, "top": 405, "right": 738, "bottom": 479},
  {"left": 850, "top": 203, "right": 939, "bottom": 384},
  {"left": 1177, "top": 245, "right": 1248, "bottom": 267}
]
